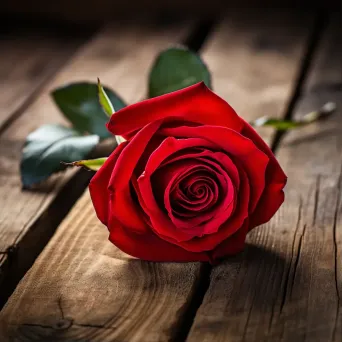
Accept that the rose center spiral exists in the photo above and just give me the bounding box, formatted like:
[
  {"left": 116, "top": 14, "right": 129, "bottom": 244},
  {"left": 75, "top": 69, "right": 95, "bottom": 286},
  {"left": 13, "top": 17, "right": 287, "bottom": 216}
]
[{"left": 169, "top": 168, "right": 222, "bottom": 218}]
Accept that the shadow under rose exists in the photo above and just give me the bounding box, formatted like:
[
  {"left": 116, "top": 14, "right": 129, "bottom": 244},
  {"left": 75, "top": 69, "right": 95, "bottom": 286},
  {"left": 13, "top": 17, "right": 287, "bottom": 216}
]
[{"left": 216, "top": 242, "right": 290, "bottom": 306}]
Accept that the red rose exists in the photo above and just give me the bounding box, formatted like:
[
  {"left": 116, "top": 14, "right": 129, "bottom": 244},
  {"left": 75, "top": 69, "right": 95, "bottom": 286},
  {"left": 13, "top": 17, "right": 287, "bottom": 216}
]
[{"left": 89, "top": 82, "right": 286, "bottom": 263}]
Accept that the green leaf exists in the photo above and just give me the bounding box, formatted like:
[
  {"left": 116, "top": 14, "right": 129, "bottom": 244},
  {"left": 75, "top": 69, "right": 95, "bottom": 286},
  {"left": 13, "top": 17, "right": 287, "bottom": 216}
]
[
  {"left": 21, "top": 124, "right": 99, "bottom": 187},
  {"left": 62, "top": 157, "right": 108, "bottom": 171},
  {"left": 251, "top": 102, "right": 337, "bottom": 130},
  {"left": 148, "top": 46, "right": 211, "bottom": 98},
  {"left": 97, "top": 78, "right": 114, "bottom": 117},
  {"left": 51, "top": 82, "right": 126, "bottom": 139}
]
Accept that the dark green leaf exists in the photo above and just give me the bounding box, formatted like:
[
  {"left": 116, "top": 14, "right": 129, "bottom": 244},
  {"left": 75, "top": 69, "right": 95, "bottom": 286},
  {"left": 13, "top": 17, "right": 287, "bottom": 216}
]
[
  {"left": 21, "top": 124, "right": 99, "bottom": 187},
  {"left": 62, "top": 157, "right": 108, "bottom": 171},
  {"left": 97, "top": 78, "right": 114, "bottom": 117},
  {"left": 51, "top": 82, "right": 126, "bottom": 139},
  {"left": 148, "top": 47, "right": 211, "bottom": 98}
]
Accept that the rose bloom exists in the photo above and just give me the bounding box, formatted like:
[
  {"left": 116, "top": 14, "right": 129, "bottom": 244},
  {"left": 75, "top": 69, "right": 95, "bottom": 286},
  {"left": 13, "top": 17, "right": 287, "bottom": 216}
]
[{"left": 89, "top": 82, "right": 287, "bottom": 263}]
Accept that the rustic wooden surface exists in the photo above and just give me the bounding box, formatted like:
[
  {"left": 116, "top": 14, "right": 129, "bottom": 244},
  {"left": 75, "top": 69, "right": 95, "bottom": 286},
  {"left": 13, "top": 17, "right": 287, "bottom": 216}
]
[
  {"left": 188, "top": 15, "right": 342, "bottom": 342},
  {"left": 0, "top": 19, "right": 192, "bottom": 306},
  {"left": 0, "top": 9, "right": 315, "bottom": 341}
]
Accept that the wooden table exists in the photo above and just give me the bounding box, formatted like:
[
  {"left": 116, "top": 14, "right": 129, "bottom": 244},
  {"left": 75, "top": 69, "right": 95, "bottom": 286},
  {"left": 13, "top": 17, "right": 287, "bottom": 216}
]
[{"left": 0, "top": 8, "right": 341, "bottom": 342}]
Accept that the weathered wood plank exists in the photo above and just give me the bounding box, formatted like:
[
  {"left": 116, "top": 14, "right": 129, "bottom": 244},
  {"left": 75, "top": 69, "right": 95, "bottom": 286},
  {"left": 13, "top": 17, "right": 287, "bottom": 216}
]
[
  {"left": 0, "top": 20, "right": 192, "bottom": 307},
  {"left": 0, "top": 30, "right": 86, "bottom": 132},
  {"left": 0, "top": 9, "right": 312, "bottom": 341},
  {"left": 187, "top": 14, "right": 342, "bottom": 342}
]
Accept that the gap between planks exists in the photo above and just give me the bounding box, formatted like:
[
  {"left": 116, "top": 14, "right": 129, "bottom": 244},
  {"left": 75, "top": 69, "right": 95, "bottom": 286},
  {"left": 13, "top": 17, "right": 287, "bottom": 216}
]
[{"left": 0, "top": 8, "right": 315, "bottom": 342}]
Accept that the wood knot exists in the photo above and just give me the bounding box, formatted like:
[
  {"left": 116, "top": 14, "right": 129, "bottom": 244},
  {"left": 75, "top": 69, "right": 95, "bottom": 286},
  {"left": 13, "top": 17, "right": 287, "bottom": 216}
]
[{"left": 53, "top": 318, "right": 73, "bottom": 330}]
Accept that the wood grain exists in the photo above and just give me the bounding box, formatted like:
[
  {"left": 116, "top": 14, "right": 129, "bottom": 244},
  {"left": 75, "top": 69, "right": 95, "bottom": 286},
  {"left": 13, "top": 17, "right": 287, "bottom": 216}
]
[
  {"left": 0, "top": 9, "right": 312, "bottom": 341},
  {"left": 0, "top": 31, "right": 86, "bottom": 133},
  {"left": 0, "top": 19, "right": 192, "bottom": 307},
  {"left": 187, "top": 14, "right": 342, "bottom": 342}
]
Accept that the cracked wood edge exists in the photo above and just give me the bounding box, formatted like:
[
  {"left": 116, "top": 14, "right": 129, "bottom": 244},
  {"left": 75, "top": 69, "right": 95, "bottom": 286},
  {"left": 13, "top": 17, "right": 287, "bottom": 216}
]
[
  {"left": 187, "top": 13, "right": 342, "bottom": 342},
  {"left": 0, "top": 30, "right": 87, "bottom": 133},
  {"left": 0, "top": 19, "right": 193, "bottom": 309}
]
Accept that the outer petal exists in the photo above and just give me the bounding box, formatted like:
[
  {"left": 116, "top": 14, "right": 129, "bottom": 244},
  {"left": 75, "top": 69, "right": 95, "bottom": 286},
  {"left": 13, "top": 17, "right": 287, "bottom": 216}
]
[
  {"left": 210, "top": 220, "right": 249, "bottom": 261},
  {"left": 249, "top": 182, "right": 285, "bottom": 228},
  {"left": 89, "top": 141, "right": 128, "bottom": 226},
  {"left": 108, "top": 120, "right": 163, "bottom": 232},
  {"left": 242, "top": 122, "right": 286, "bottom": 181},
  {"left": 107, "top": 82, "right": 243, "bottom": 138},
  {"left": 107, "top": 214, "right": 210, "bottom": 262},
  {"left": 109, "top": 120, "right": 163, "bottom": 190},
  {"left": 241, "top": 122, "right": 287, "bottom": 228},
  {"left": 138, "top": 165, "right": 195, "bottom": 242}
]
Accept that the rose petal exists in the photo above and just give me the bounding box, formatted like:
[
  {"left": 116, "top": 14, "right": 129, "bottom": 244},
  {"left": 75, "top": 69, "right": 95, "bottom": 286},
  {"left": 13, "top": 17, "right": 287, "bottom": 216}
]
[
  {"left": 210, "top": 220, "right": 250, "bottom": 260},
  {"left": 241, "top": 122, "right": 287, "bottom": 228},
  {"left": 107, "top": 82, "right": 243, "bottom": 139},
  {"left": 242, "top": 122, "right": 286, "bottom": 181},
  {"left": 89, "top": 141, "right": 128, "bottom": 226},
  {"left": 138, "top": 164, "right": 195, "bottom": 242},
  {"left": 131, "top": 175, "right": 153, "bottom": 227},
  {"left": 249, "top": 182, "right": 285, "bottom": 228},
  {"left": 108, "top": 120, "right": 163, "bottom": 232},
  {"left": 144, "top": 137, "right": 217, "bottom": 176},
  {"left": 160, "top": 149, "right": 241, "bottom": 191},
  {"left": 107, "top": 214, "right": 210, "bottom": 262}
]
